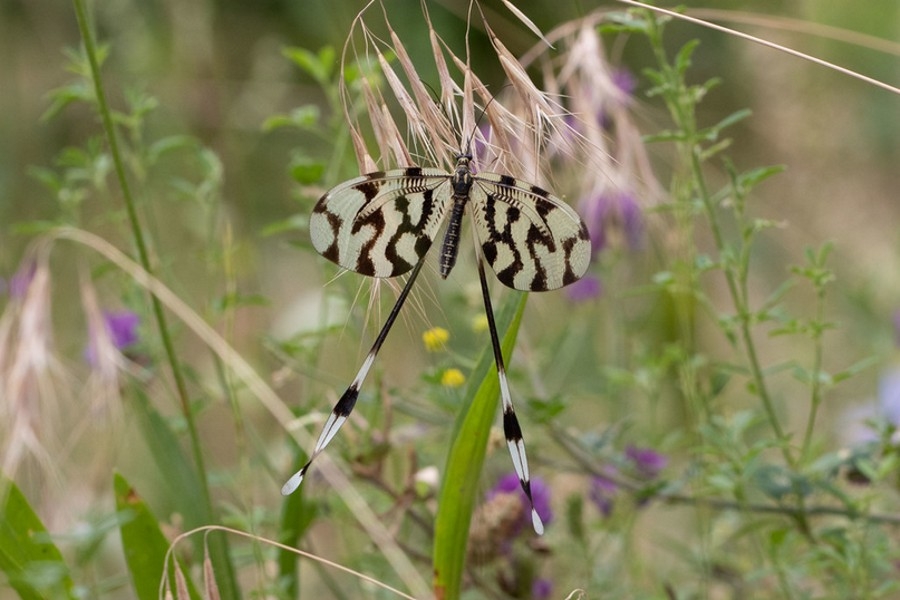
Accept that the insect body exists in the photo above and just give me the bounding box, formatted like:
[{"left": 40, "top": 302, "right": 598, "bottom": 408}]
[{"left": 283, "top": 154, "right": 590, "bottom": 535}]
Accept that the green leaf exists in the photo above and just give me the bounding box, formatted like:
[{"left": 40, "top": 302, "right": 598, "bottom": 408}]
[
  {"left": 527, "top": 394, "right": 566, "bottom": 423},
  {"left": 129, "top": 388, "right": 239, "bottom": 599},
  {"left": 642, "top": 129, "right": 687, "bottom": 144},
  {"left": 674, "top": 39, "right": 700, "bottom": 76},
  {"left": 289, "top": 156, "right": 325, "bottom": 185},
  {"left": 27, "top": 166, "right": 63, "bottom": 193},
  {"left": 41, "top": 81, "right": 95, "bottom": 122},
  {"left": 698, "top": 138, "right": 732, "bottom": 161},
  {"left": 275, "top": 448, "right": 318, "bottom": 598},
  {"left": 598, "top": 11, "right": 654, "bottom": 35},
  {"left": 832, "top": 355, "right": 878, "bottom": 384},
  {"left": 282, "top": 46, "right": 334, "bottom": 86},
  {"left": 131, "top": 389, "right": 207, "bottom": 527},
  {"left": 710, "top": 108, "right": 751, "bottom": 136},
  {"left": 768, "top": 527, "right": 789, "bottom": 549},
  {"left": 114, "top": 473, "right": 201, "bottom": 600},
  {"left": 736, "top": 165, "right": 786, "bottom": 192},
  {"left": 751, "top": 464, "right": 811, "bottom": 500},
  {"left": 147, "top": 135, "right": 197, "bottom": 162},
  {"left": 758, "top": 280, "right": 795, "bottom": 315},
  {"left": 433, "top": 293, "right": 527, "bottom": 600},
  {"left": 262, "top": 105, "right": 321, "bottom": 132},
  {"left": 0, "top": 478, "right": 76, "bottom": 600}
]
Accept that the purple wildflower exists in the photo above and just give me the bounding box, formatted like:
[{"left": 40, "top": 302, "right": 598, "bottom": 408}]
[
  {"left": 566, "top": 274, "right": 602, "bottom": 302},
  {"left": 9, "top": 262, "right": 36, "bottom": 299},
  {"left": 490, "top": 472, "right": 521, "bottom": 496},
  {"left": 529, "top": 477, "right": 552, "bottom": 526},
  {"left": 838, "top": 369, "right": 900, "bottom": 448},
  {"left": 619, "top": 192, "right": 644, "bottom": 250},
  {"left": 581, "top": 191, "right": 609, "bottom": 256},
  {"left": 580, "top": 189, "right": 643, "bottom": 257},
  {"left": 598, "top": 68, "right": 637, "bottom": 128},
  {"left": 878, "top": 370, "right": 900, "bottom": 426},
  {"left": 532, "top": 578, "right": 553, "bottom": 600},
  {"left": 86, "top": 310, "right": 141, "bottom": 366},
  {"left": 612, "top": 68, "right": 637, "bottom": 100},
  {"left": 589, "top": 468, "right": 619, "bottom": 517},
  {"left": 105, "top": 311, "right": 141, "bottom": 349},
  {"left": 625, "top": 445, "right": 668, "bottom": 479},
  {"left": 893, "top": 310, "right": 900, "bottom": 347},
  {"left": 489, "top": 473, "right": 553, "bottom": 532}
]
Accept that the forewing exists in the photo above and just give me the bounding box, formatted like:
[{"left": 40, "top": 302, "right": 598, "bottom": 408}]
[
  {"left": 470, "top": 173, "right": 590, "bottom": 291},
  {"left": 310, "top": 168, "right": 452, "bottom": 277}
]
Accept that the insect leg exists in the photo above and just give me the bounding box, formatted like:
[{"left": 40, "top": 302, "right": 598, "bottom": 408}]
[
  {"left": 475, "top": 256, "right": 545, "bottom": 535},
  {"left": 282, "top": 254, "right": 429, "bottom": 495}
]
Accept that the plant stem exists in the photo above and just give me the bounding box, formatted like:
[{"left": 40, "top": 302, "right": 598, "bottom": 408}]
[
  {"left": 73, "top": 0, "right": 207, "bottom": 501},
  {"left": 801, "top": 286, "right": 827, "bottom": 461},
  {"left": 551, "top": 423, "right": 900, "bottom": 526},
  {"left": 72, "top": 2, "right": 237, "bottom": 597},
  {"left": 645, "top": 12, "right": 792, "bottom": 465}
]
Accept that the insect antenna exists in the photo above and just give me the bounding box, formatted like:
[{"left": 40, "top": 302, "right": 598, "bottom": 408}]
[{"left": 461, "top": 87, "right": 510, "bottom": 157}]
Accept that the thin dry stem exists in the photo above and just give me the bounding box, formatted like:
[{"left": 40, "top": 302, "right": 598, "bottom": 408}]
[
  {"left": 163, "top": 524, "right": 419, "bottom": 600},
  {"left": 46, "top": 227, "right": 430, "bottom": 599},
  {"left": 618, "top": 0, "right": 900, "bottom": 96}
]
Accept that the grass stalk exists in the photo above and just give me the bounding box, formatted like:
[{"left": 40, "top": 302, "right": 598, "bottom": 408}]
[{"left": 71, "top": 1, "right": 238, "bottom": 596}]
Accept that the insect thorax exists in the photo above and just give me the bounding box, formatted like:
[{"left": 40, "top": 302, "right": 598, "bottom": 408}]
[{"left": 451, "top": 154, "right": 474, "bottom": 197}]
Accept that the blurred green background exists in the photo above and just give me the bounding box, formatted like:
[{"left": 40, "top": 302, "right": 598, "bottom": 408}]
[
  {"left": 3, "top": 0, "right": 899, "bottom": 304},
  {"left": 4, "top": 0, "right": 898, "bottom": 409},
  {"left": 3, "top": 0, "right": 900, "bottom": 597}
]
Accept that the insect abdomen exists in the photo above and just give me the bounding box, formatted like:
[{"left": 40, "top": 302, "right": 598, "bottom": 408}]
[{"left": 439, "top": 196, "right": 467, "bottom": 279}]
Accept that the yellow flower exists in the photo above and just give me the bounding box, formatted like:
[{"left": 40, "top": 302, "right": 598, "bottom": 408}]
[
  {"left": 441, "top": 368, "right": 466, "bottom": 388},
  {"left": 422, "top": 326, "right": 450, "bottom": 351},
  {"left": 471, "top": 314, "right": 489, "bottom": 333}
]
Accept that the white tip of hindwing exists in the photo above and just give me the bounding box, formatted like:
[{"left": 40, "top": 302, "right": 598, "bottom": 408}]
[
  {"left": 531, "top": 509, "right": 545, "bottom": 535},
  {"left": 281, "top": 470, "right": 305, "bottom": 496}
]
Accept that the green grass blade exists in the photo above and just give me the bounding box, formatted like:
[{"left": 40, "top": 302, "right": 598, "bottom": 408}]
[
  {"left": 0, "top": 477, "right": 76, "bottom": 600},
  {"left": 130, "top": 388, "right": 239, "bottom": 599},
  {"left": 275, "top": 447, "right": 318, "bottom": 597},
  {"left": 113, "top": 472, "right": 201, "bottom": 600},
  {"left": 432, "top": 292, "right": 527, "bottom": 600},
  {"left": 130, "top": 389, "right": 207, "bottom": 526}
]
